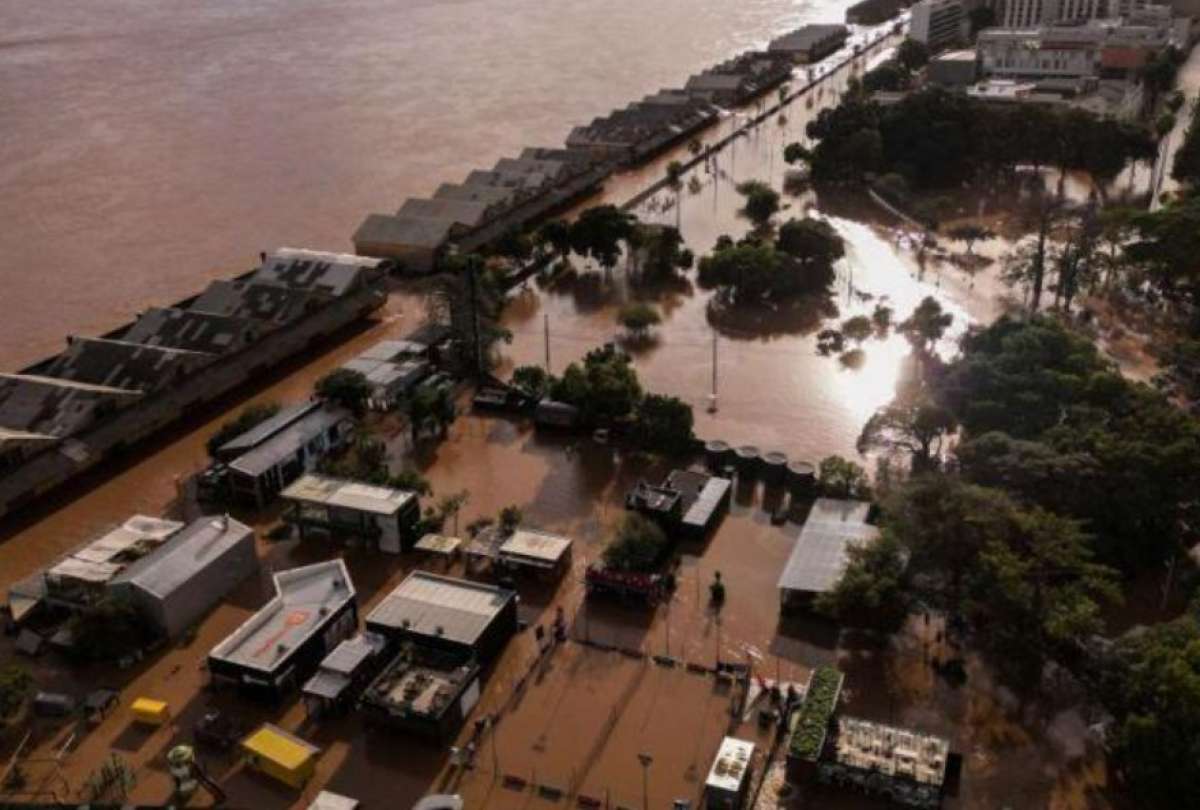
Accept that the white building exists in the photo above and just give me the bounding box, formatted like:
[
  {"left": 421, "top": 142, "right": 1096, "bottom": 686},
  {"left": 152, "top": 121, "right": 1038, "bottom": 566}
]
[{"left": 911, "top": 0, "right": 967, "bottom": 51}]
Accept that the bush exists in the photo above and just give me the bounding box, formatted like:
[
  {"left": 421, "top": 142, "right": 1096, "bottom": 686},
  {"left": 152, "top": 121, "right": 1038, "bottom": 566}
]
[
  {"left": 315, "top": 368, "right": 373, "bottom": 413},
  {"left": 789, "top": 667, "right": 843, "bottom": 760},
  {"left": 630, "top": 394, "right": 695, "bottom": 457},
  {"left": 818, "top": 455, "right": 869, "bottom": 498},
  {"left": 69, "top": 598, "right": 157, "bottom": 662},
  {"left": 617, "top": 302, "right": 662, "bottom": 337},
  {"left": 603, "top": 513, "right": 669, "bottom": 572},
  {"left": 0, "top": 665, "right": 33, "bottom": 720}
]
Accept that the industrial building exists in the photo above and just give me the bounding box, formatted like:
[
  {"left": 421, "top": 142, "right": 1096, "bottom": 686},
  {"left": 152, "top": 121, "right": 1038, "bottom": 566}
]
[
  {"left": 365, "top": 572, "right": 518, "bottom": 663},
  {"left": 281, "top": 474, "right": 422, "bottom": 554},
  {"left": 208, "top": 559, "right": 357, "bottom": 699},
  {"left": 497, "top": 528, "right": 574, "bottom": 580},
  {"left": 845, "top": 0, "right": 906, "bottom": 24},
  {"left": 820, "top": 717, "right": 951, "bottom": 808},
  {"left": 767, "top": 25, "right": 850, "bottom": 63},
  {"left": 6, "top": 514, "right": 184, "bottom": 621},
  {"left": 223, "top": 403, "right": 355, "bottom": 508},
  {"left": 108, "top": 515, "right": 258, "bottom": 638},
  {"left": 683, "top": 51, "right": 795, "bottom": 107},
  {"left": 777, "top": 499, "right": 880, "bottom": 609},
  {"left": 926, "top": 49, "right": 980, "bottom": 86},
  {"left": 0, "top": 248, "right": 387, "bottom": 520},
  {"left": 301, "top": 632, "right": 388, "bottom": 718},
  {"left": 358, "top": 645, "right": 482, "bottom": 741}
]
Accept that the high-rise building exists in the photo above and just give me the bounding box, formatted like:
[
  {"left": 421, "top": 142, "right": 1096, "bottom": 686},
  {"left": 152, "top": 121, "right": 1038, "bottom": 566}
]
[{"left": 911, "top": 0, "right": 969, "bottom": 50}]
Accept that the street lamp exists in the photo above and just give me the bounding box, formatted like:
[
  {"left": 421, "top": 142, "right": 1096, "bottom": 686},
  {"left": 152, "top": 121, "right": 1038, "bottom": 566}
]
[{"left": 637, "top": 752, "right": 653, "bottom": 810}]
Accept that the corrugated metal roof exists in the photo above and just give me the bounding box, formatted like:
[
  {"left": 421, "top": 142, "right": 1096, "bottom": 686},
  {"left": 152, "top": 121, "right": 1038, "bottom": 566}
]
[
  {"left": 281, "top": 474, "right": 417, "bottom": 516},
  {"left": 367, "top": 572, "right": 514, "bottom": 647},
  {"left": 109, "top": 515, "right": 255, "bottom": 599},
  {"left": 218, "top": 402, "right": 318, "bottom": 455},
  {"left": 227, "top": 406, "right": 350, "bottom": 478},
  {"left": 318, "top": 632, "right": 386, "bottom": 675},
  {"left": 777, "top": 499, "right": 878, "bottom": 595},
  {"left": 682, "top": 475, "right": 732, "bottom": 529},
  {"left": 499, "top": 529, "right": 572, "bottom": 564}
]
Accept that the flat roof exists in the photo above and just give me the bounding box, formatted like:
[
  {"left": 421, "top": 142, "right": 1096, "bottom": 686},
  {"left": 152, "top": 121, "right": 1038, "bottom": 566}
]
[
  {"left": 358, "top": 339, "right": 428, "bottom": 362},
  {"left": 319, "top": 632, "right": 386, "bottom": 676},
  {"left": 242, "top": 723, "right": 320, "bottom": 771},
  {"left": 366, "top": 571, "right": 514, "bottom": 648},
  {"left": 281, "top": 474, "right": 417, "bottom": 516},
  {"left": 415, "top": 534, "right": 463, "bottom": 556},
  {"left": 778, "top": 499, "right": 879, "bottom": 594},
  {"left": 253, "top": 248, "right": 381, "bottom": 297},
  {"left": 706, "top": 736, "right": 755, "bottom": 794},
  {"left": 353, "top": 213, "right": 454, "bottom": 250},
  {"left": 499, "top": 528, "right": 572, "bottom": 565},
  {"left": 228, "top": 405, "right": 349, "bottom": 479},
  {"left": 308, "top": 791, "right": 359, "bottom": 810},
  {"left": 210, "top": 559, "right": 355, "bottom": 673},
  {"left": 681, "top": 474, "right": 732, "bottom": 529},
  {"left": 834, "top": 716, "right": 950, "bottom": 787},
  {"left": 109, "top": 515, "right": 254, "bottom": 599}
]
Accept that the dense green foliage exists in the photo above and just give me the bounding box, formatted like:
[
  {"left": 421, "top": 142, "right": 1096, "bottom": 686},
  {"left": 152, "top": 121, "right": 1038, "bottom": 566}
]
[
  {"left": 814, "top": 533, "right": 910, "bottom": 631},
  {"left": 570, "top": 205, "right": 638, "bottom": 270},
  {"left": 206, "top": 402, "right": 281, "bottom": 457},
  {"left": 1171, "top": 98, "right": 1200, "bottom": 191},
  {"left": 736, "top": 180, "right": 780, "bottom": 229},
  {"left": 1100, "top": 614, "right": 1200, "bottom": 807},
  {"left": 0, "top": 665, "right": 33, "bottom": 720},
  {"left": 69, "top": 598, "right": 158, "bottom": 661},
  {"left": 817, "top": 455, "right": 869, "bottom": 498},
  {"left": 617, "top": 302, "right": 662, "bottom": 337},
  {"left": 512, "top": 365, "right": 551, "bottom": 398},
  {"left": 315, "top": 368, "right": 373, "bottom": 413},
  {"left": 603, "top": 512, "right": 670, "bottom": 572},
  {"left": 789, "top": 667, "right": 843, "bottom": 760},
  {"left": 629, "top": 393, "right": 695, "bottom": 456},
  {"left": 551, "top": 345, "right": 644, "bottom": 424},
  {"left": 940, "top": 316, "right": 1200, "bottom": 572},
  {"left": 698, "top": 219, "right": 844, "bottom": 304},
  {"left": 633, "top": 225, "right": 693, "bottom": 281},
  {"left": 805, "top": 88, "right": 1155, "bottom": 189}
]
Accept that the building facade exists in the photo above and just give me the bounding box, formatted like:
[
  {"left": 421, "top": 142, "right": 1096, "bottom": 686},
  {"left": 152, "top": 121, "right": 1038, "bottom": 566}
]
[{"left": 911, "top": 0, "right": 967, "bottom": 51}]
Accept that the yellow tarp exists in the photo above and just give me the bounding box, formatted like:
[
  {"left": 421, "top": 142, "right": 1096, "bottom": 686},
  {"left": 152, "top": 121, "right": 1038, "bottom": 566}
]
[
  {"left": 242, "top": 724, "right": 319, "bottom": 787},
  {"left": 131, "top": 697, "right": 169, "bottom": 725}
]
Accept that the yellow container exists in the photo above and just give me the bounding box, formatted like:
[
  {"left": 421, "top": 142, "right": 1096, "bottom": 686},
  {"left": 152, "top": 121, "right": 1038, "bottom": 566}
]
[
  {"left": 241, "top": 723, "right": 319, "bottom": 789},
  {"left": 131, "top": 697, "right": 170, "bottom": 726}
]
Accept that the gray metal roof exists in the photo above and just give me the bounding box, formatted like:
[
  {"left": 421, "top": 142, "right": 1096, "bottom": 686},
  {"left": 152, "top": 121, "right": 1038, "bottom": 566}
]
[
  {"left": 189, "top": 279, "right": 319, "bottom": 324},
  {"left": 768, "top": 24, "right": 848, "bottom": 53},
  {"left": 121, "top": 307, "right": 263, "bottom": 356},
  {"left": 682, "top": 475, "right": 732, "bottom": 529},
  {"left": 777, "top": 499, "right": 879, "bottom": 595},
  {"left": 109, "top": 515, "right": 255, "bottom": 599},
  {"left": 227, "top": 405, "right": 350, "bottom": 478},
  {"left": 252, "top": 248, "right": 382, "bottom": 297},
  {"left": 353, "top": 213, "right": 454, "bottom": 250},
  {"left": 397, "top": 197, "right": 491, "bottom": 227},
  {"left": 218, "top": 402, "right": 319, "bottom": 456},
  {"left": 318, "top": 632, "right": 386, "bottom": 675},
  {"left": 366, "top": 571, "right": 514, "bottom": 647},
  {"left": 0, "top": 373, "right": 140, "bottom": 437},
  {"left": 41, "top": 337, "right": 215, "bottom": 394},
  {"left": 434, "top": 182, "right": 516, "bottom": 208}
]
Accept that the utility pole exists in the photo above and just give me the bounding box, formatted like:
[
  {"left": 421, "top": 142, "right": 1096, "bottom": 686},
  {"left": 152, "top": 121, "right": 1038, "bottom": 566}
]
[
  {"left": 544, "top": 313, "right": 551, "bottom": 374},
  {"left": 462, "top": 248, "right": 484, "bottom": 379},
  {"left": 708, "top": 331, "right": 719, "bottom": 413},
  {"left": 637, "top": 753, "right": 653, "bottom": 810}
]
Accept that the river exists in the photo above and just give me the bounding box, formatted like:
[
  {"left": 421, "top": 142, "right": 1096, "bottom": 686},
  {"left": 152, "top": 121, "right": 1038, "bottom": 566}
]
[{"left": 4, "top": 0, "right": 860, "bottom": 369}]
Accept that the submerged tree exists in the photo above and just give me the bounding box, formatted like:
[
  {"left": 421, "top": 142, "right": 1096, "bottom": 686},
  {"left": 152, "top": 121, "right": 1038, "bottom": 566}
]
[{"left": 736, "top": 180, "right": 781, "bottom": 230}]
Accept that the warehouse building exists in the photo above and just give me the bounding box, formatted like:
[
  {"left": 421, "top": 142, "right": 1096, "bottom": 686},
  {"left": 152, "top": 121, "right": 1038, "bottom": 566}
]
[
  {"left": 208, "top": 559, "right": 357, "bottom": 699},
  {"left": 627, "top": 469, "right": 732, "bottom": 538},
  {"left": 498, "top": 528, "right": 573, "bottom": 580},
  {"left": 281, "top": 474, "right": 422, "bottom": 554},
  {"left": 777, "top": 499, "right": 880, "bottom": 610},
  {"left": 768, "top": 25, "right": 850, "bottom": 64},
  {"left": 365, "top": 572, "right": 517, "bottom": 663},
  {"left": 108, "top": 515, "right": 258, "bottom": 638},
  {"left": 224, "top": 403, "right": 355, "bottom": 508}
]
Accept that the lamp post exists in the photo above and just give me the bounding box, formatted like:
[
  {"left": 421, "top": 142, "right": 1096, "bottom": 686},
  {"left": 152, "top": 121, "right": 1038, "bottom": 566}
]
[{"left": 637, "top": 752, "right": 653, "bottom": 810}]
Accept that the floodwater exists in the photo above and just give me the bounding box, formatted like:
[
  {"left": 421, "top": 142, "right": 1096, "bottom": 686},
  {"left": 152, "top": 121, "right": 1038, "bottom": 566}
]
[
  {"left": 4, "top": 0, "right": 853, "bottom": 370},
  {"left": 0, "top": 2, "right": 1113, "bottom": 808}
]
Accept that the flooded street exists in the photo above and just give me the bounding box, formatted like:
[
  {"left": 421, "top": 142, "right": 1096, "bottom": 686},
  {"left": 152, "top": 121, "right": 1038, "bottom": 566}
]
[{"left": 0, "top": 4, "right": 1115, "bottom": 809}]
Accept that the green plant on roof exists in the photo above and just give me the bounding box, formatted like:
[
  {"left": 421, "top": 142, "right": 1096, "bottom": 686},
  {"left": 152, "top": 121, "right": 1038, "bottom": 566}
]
[{"left": 789, "top": 666, "right": 843, "bottom": 761}]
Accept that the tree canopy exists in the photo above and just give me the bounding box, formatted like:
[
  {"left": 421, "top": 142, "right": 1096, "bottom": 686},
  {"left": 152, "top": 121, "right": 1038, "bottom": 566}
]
[
  {"left": 736, "top": 180, "right": 781, "bottom": 229},
  {"left": 603, "top": 512, "right": 669, "bottom": 572},
  {"left": 698, "top": 218, "right": 843, "bottom": 305},
  {"left": 550, "top": 345, "right": 643, "bottom": 425},
  {"left": 315, "top": 369, "right": 372, "bottom": 413}
]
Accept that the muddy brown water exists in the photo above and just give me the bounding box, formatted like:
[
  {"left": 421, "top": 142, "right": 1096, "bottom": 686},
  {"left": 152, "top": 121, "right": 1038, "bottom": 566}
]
[{"left": 0, "top": 10, "right": 1119, "bottom": 810}]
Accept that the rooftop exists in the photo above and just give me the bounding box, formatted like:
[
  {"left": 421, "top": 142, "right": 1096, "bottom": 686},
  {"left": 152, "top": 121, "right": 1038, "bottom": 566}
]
[
  {"left": 397, "top": 197, "right": 492, "bottom": 228},
  {"left": 218, "top": 402, "right": 319, "bottom": 457},
  {"left": 227, "top": 405, "right": 350, "bottom": 478},
  {"left": 357, "top": 339, "right": 428, "bottom": 363},
  {"left": 706, "top": 736, "right": 755, "bottom": 794},
  {"left": 188, "top": 279, "right": 320, "bottom": 324},
  {"left": 242, "top": 723, "right": 320, "bottom": 771},
  {"left": 109, "top": 515, "right": 254, "bottom": 599},
  {"left": 210, "top": 559, "right": 356, "bottom": 673},
  {"left": 252, "top": 248, "right": 383, "bottom": 297},
  {"left": 833, "top": 716, "right": 950, "bottom": 787},
  {"left": 0, "top": 372, "right": 141, "bottom": 438},
  {"left": 499, "top": 528, "right": 573, "bottom": 565},
  {"left": 768, "top": 24, "right": 849, "bottom": 52},
  {"left": 121, "top": 307, "right": 264, "bottom": 356},
  {"left": 361, "top": 646, "right": 479, "bottom": 720},
  {"left": 281, "top": 474, "right": 418, "bottom": 516},
  {"left": 778, "top": 499, "right": 879, "bottom": 594},
  {"left": 366, "top": 571, "right": 515, "bottom": 648},
  {"left": 47, "top": 515, "right": 184, "bottom": 585},
  {"left": 353, "top": 213, "right": 456, "bottom": 250},
  {"left": 40, "top": 337, "right": 214, "bottom": 394}
]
